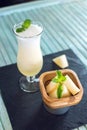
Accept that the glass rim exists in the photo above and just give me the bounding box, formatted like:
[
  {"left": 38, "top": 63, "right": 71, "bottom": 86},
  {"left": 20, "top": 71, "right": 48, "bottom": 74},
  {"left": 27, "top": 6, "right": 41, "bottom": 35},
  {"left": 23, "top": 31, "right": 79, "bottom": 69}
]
[{"left": 13, "top": 21, "right": 43, "bottom": 39}]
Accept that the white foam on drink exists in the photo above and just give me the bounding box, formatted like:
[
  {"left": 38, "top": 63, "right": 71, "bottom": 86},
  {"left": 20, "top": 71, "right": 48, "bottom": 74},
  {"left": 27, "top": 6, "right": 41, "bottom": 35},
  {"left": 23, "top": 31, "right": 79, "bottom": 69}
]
[{"left": 16, "top": 24, "right": 42, "bottom": 38}]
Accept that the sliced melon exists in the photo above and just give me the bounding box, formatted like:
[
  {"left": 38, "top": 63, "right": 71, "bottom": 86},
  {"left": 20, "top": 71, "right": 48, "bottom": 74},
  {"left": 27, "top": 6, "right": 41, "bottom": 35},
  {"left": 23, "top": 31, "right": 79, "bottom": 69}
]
[
  {"left": 46, "top": 81, "right": 59, "bottom": 93},
  {"left": 64, "top": 75, "right": 80, "bottom": 95},
  {"left": 61, "top": 84, "right": 71, "bottom": 97},
  {"left": 49, "top": 84, "right": 71, "bottom": 98},
  {"left": 53, "top": 54, "right": 69, "bottom": 68},
  {"left": 49, "top": 86, "right": 58, "bottom": 98}
]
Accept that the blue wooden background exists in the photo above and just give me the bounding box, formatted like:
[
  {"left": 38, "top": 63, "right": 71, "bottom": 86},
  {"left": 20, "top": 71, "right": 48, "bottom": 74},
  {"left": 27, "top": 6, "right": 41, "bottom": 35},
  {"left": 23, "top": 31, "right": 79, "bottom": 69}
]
[{"left": 0, "top": 0, "right": 87, "bottom": 68}]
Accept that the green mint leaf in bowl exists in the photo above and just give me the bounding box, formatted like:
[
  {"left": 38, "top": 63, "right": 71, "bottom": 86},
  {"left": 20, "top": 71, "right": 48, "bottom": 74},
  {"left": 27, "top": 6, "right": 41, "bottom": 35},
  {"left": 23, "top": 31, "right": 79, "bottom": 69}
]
[
  {"left": 52, "top": 70, "right": 66, "bottom": 83},
  {"left": 56, "top": 70, "right": 66, "bottom": 82},
  {"left": 16, "top": 19, "right": 32, "bottom": 33},
  {"left": 57, "top": 84, "right": 63, "bottom": 98}
]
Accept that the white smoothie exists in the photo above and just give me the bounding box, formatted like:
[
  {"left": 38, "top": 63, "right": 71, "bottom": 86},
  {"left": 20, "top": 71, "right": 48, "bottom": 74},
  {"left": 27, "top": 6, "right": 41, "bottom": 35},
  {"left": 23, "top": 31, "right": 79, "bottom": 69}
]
[{"left": 16, "top": 24, "right": 43, "bottom": 76}]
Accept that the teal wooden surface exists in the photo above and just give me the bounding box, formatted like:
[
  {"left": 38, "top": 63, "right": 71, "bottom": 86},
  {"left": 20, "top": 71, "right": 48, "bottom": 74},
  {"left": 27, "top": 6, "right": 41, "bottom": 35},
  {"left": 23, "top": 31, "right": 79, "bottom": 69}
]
[
  {"left": 0, "top": 0, "right": 87, "bottom": 67},
  {"left": 0, "top": 93, "right": 13, "bottom": 130},
  {"left": 0, "top": 0, "right": 87, "bottom": 129}
]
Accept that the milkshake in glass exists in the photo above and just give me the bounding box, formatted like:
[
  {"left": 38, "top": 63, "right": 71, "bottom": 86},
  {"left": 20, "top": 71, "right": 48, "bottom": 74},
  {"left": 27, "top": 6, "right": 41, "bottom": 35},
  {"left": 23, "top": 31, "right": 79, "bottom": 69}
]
[{"left": 13, "top": 20, "right": 43, "bottom": 92}]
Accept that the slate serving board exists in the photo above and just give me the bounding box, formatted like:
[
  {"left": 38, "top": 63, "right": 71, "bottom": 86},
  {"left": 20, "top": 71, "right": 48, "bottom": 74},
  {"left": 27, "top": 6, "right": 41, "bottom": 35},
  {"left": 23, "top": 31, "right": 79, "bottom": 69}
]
[{"left": 0, "top": 49, "right": 87, "bottom": 130}]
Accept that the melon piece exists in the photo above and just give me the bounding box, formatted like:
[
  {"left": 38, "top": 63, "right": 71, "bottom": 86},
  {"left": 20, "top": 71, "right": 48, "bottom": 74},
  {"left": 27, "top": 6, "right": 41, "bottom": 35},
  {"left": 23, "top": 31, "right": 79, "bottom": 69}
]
[
  {"left": 61, "top": 84, "right": 71, "bottom": 97},
  {"left": 64, "top": 75, "right": 80, "bottom": 95},
  {"left": 46, "top": 81, "right": 59, "bottom": 94},
  {"left": 53, "top": 54, "right": 69, "bottom": 68},
  {"left": 48, "top": 84, "right": 71, "bottom": 98},
  {"left": 49, "top": 86, "right": 58, "bottom": 98}
]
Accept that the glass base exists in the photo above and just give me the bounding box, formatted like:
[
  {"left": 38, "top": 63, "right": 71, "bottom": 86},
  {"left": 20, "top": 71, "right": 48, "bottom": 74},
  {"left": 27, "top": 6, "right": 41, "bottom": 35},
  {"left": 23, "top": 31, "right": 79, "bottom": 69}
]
[{"left": 19, "top": 76, "right": 39, "bottom": 93}]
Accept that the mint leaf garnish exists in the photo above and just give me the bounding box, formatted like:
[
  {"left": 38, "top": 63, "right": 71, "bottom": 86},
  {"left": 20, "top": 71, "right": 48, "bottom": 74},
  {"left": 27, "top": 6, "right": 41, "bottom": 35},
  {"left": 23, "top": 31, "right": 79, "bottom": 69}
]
[
  {"left": 52, "top": 70, "right": 66, "bottom": 98},
  {"left": 52, "top": 70, "right": 66, "bottom": 83},
  {"left": 16, "top": 19, "right": 32, "bottom": 33},
  {"left": 57, "top": 84, "right": 63, "bottom": 98},
  {"left": 16, "top": 27, "right": 25, "bottom": 33},
  {"left": 22, "top": 19, "right": 31, "bottom": 29}
]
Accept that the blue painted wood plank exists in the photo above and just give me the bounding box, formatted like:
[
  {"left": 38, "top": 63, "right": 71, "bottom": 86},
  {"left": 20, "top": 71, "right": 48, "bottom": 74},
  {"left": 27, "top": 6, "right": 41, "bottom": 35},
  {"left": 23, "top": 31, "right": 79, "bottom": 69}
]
[{"left": 0, "top": 0, "right": 87, "bottom": 68}]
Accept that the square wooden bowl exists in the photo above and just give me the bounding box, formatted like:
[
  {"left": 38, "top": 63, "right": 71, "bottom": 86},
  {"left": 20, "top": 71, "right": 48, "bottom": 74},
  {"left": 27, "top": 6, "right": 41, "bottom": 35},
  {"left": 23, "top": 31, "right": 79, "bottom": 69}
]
[{"left": 39, "top": 69, "right": 83, "bottom": 114}]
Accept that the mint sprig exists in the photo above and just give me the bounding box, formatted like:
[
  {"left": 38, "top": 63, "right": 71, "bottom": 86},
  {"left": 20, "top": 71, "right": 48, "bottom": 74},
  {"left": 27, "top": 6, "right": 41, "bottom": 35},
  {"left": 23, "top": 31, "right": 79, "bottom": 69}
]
[
  {"left": 16, "top": 19, "right": 31, "bottom": 33},
  {"left": 16, "top": 27, "right": 25, "bottom": 33},
  {"left": 52, "top": 70, "right": 66, "bottom": 98},
  {"left": 57, "top": 84, "right": 63, "bottom": 98},
  {"left": 52, "top": 70, "right": 66, "bottom": 83}
]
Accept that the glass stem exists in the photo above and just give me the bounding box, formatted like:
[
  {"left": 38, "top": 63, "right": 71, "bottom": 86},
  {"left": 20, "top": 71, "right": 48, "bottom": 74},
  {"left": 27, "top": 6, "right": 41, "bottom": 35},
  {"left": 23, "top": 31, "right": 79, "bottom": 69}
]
[{"left": 26, "top": 76, "right": 35, "bottom": 83}]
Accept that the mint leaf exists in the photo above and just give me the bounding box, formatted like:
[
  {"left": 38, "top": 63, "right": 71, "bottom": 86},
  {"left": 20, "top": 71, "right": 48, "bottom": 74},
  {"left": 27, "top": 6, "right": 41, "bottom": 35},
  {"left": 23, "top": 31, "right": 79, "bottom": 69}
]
[
  {"left": 57, "top": 84, "right": 63, "bottom": 98},
  {"left": 52, "top": 70, "right": 66, "bottom": 83},
  {"left": 16, "top": 19, "right": 32, "bottom": 33},
  {"left": 22, "top": 19, "right": 31, "bottom": 29},
  {"left": 56, "top": 70, "right": 62, "bottom": 78},
  {"left": 56, "top": 70, "right": 66, "bottom": 82},
  {"left": 52, "top": 70, "right": 66, "bottom": 98},
  {"left": 16, "top": 27, "right": 25, "bottom": 33}
]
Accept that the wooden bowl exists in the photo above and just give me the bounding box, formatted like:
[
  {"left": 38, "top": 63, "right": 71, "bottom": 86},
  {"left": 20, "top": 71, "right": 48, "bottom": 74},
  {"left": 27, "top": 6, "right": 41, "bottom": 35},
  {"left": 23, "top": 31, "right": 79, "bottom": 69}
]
[{"left": 39, "top": 69, "right": 83, "bottom": 114}]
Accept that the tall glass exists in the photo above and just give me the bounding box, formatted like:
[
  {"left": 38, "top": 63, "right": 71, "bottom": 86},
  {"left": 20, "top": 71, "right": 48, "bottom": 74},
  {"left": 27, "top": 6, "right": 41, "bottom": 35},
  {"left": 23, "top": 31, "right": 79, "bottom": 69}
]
[{"left": 13, "top": 21, "right": 43, "bottom": 92}]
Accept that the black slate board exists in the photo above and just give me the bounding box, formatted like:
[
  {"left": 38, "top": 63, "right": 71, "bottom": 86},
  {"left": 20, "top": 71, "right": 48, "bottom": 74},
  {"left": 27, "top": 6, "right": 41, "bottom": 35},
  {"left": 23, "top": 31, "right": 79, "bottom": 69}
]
[{"left": 0, "top": 49, "right": 87, "bottom": 130}]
